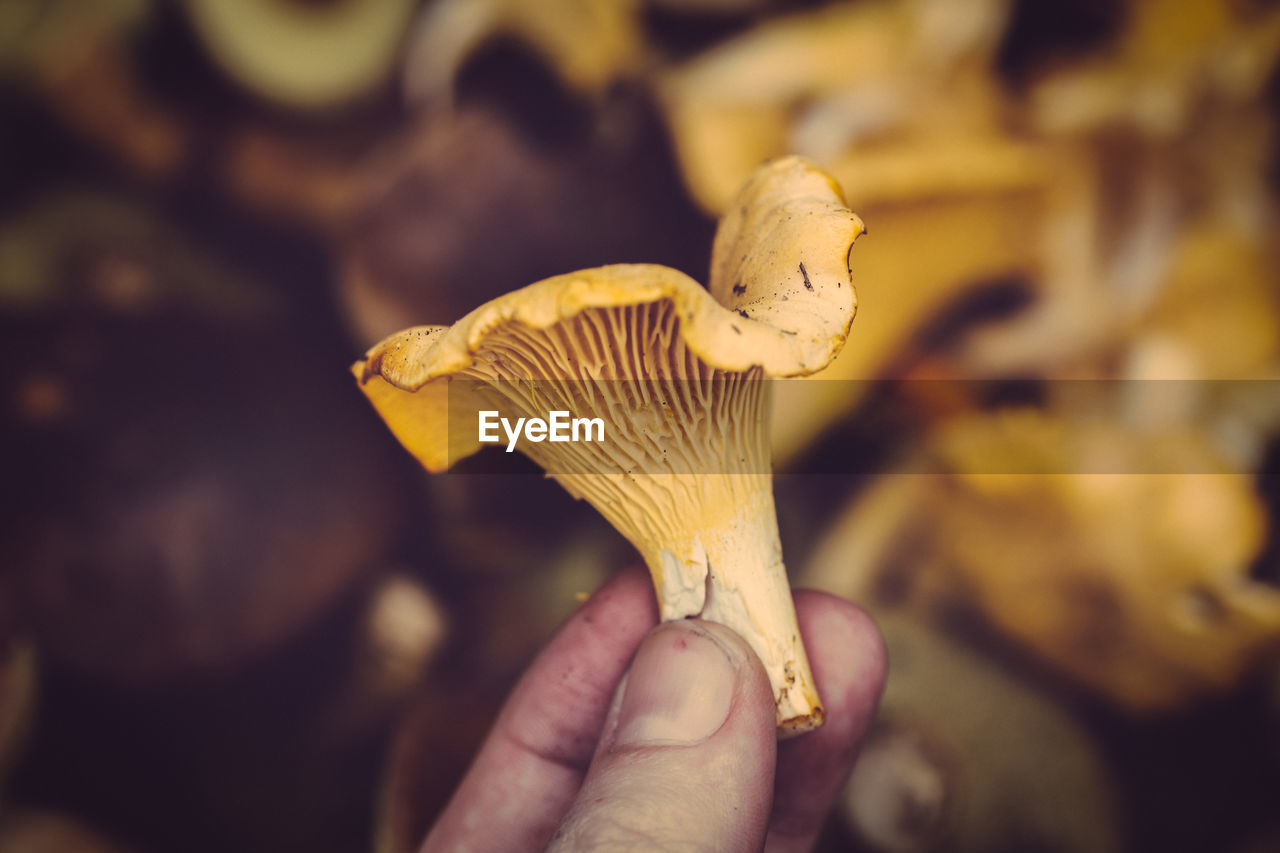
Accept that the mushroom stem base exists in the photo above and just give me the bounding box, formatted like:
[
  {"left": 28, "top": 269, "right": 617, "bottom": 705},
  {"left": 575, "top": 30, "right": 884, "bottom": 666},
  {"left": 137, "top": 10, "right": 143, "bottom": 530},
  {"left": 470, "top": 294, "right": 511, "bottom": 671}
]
[{"left": 642, "top": 484, "right": 823, "bottom": 736}]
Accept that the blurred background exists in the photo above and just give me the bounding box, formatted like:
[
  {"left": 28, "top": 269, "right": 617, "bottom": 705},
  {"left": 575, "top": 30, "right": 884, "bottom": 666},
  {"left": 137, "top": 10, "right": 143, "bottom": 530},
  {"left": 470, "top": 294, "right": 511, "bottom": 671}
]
[{"left": 2, "top": 0, "right": 1279, "bottom": 850}]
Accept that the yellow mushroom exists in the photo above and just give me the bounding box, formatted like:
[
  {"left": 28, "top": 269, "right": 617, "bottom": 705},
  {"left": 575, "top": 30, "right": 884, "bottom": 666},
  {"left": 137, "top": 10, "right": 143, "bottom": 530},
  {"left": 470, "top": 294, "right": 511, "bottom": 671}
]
[
  {"left": 353, "top": 156, "right": 864, "bottom": 733},
  {"left": 804, "top": 408, "right": 1280, "bottom": 712}
]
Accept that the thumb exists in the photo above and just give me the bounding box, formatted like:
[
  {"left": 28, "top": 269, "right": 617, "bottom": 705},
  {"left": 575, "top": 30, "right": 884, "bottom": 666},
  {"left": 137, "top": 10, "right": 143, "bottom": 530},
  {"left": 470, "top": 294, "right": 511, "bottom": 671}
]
[{"left": 548, "top": 619, "right": 778, "bottom": 852}]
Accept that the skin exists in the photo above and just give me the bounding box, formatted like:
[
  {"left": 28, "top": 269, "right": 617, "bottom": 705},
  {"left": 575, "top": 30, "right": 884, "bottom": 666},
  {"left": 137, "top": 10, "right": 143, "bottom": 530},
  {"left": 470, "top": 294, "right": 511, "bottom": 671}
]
[{"left": 422, "top": 566, "right": 888, "bottom": 852}]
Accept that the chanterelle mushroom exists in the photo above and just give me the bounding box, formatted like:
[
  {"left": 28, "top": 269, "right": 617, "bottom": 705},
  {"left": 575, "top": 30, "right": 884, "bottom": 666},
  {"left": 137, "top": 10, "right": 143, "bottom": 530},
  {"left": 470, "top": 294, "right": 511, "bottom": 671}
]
[{"left": 353, "top": 156, "right": 864, "bottom": 733}]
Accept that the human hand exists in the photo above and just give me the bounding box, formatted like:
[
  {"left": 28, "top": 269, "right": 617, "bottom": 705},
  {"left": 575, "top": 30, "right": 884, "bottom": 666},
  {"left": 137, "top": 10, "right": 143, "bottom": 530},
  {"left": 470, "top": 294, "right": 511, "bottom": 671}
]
[{"left": 422, "top": 566, "right": 887, "bottom": 852}]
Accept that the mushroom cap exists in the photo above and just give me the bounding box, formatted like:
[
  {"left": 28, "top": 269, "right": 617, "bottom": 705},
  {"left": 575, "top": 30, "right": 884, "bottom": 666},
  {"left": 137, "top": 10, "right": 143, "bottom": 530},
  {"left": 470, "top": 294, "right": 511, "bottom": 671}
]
[{"left": 354, "top": 155, "right": 863, "bottom": 472}]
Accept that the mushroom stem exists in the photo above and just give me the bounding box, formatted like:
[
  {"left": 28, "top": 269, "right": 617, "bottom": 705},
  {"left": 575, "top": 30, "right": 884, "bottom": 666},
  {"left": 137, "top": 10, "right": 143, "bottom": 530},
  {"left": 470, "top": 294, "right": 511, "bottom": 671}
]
[
  {"left": 649, "top": 480, "right": 822, "bottom": 734},
  {"left": 554, "top": 464, "right": 822, "bottom": 733}
]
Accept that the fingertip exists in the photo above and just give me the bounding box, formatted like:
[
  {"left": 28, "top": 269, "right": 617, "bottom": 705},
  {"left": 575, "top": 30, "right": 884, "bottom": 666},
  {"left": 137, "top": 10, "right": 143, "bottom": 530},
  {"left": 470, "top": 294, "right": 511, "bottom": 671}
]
[
  {"left": 503, "top": 566, "right": 660, "bottom": 766},
  {"left": 610, "top": 620, "right": 755, "bottom": 750},
  {"left": 600, "top": 618, "right": 777, "bottom": 755},
  {"left": 794, "top": 590, "right": 888, "bottom": 735},
  {"left": 694, "top": 619, "right": 780, "bottom": 748},
  {"left": 551, "top": 618, "right": 778, "bottom": 852},
  {"left": 424, "top": 566, "right": 660, "bottom": 852},
  {"left": 764, "top": 592, "right": 887, "bottom": 849},
  {"left": 580, "top": 564, "right": 659, "bottom": 622},
  {"left": 692, "top": 620, "right": 777, "bottom": 695},
  {"left": 558, "top": 565, "right": 658, "bottom": 653}
]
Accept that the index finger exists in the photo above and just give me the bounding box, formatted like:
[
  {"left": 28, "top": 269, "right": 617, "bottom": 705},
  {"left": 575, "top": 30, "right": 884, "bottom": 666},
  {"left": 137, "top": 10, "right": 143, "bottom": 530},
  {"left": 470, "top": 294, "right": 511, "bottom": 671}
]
[
  {"left": 766, "top": 591, "right": 888, "bottom": 852},
  {"left": 422, "top": 566, "right": 658, "bottom": 852}
]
